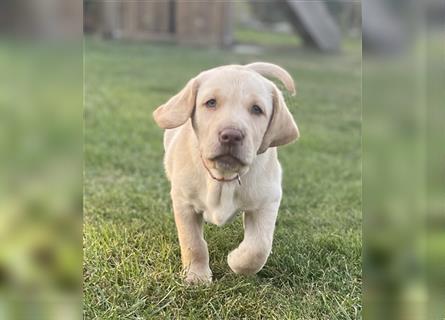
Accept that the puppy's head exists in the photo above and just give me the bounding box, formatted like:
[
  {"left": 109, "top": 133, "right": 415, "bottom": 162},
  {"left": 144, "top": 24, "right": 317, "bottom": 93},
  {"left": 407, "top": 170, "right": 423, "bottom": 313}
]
[{"left": 153, "top": 62, "right": 299, "bottom": 178}]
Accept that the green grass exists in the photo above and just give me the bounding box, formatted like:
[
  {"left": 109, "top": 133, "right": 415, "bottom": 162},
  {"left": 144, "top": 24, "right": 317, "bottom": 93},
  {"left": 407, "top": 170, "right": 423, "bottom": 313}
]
[
  {"left": 235, "top": 27, "right": 302, "bottom": 47},
  {"left": 234, "top": 26, "right": 362, "bottom": 57},
  {"left": 84, "top": 38, "right": 362, "bottom": 319}
]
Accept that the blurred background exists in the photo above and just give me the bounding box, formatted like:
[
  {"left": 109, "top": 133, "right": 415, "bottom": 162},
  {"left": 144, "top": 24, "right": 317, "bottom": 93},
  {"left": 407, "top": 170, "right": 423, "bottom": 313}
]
[
  {"left": 0, "top": 1, "right": 82, "bottom": 319},
  {"left": 362, "top": 1, "right": 445, "bottom": 319},
  {"left": 0, "top": 0, "right": 443, "bottom": 319},
  {"left": 83, "top": 0, "right": 361, "bottom": 52}
]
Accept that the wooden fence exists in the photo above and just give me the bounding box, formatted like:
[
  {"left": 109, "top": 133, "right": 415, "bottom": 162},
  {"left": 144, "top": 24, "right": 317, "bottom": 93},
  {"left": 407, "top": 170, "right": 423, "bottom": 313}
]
[{"left": 90, "top": 1, "right": 233, "bottom": 47}]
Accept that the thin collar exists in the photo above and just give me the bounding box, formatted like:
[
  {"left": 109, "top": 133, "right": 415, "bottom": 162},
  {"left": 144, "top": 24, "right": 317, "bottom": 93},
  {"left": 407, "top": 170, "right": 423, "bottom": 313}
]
[{"left": 200, "top": 155, "right": 242, "bottom": 185}]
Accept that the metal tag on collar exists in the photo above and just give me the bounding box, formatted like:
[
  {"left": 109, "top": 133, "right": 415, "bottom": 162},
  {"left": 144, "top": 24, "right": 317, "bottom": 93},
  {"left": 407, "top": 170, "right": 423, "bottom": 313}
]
[{"left": 236, "top": 174, "right": 241, "bottom": 185}]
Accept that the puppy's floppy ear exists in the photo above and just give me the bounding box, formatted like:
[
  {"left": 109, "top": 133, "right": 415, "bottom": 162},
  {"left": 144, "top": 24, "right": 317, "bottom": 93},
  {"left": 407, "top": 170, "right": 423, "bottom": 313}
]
[
  {"left": 257, "top": 84, "right": 299, "bottom": 154},
  {"left": 245, "top": 62, "right": 296, "bottom": 95},
  {"left": 153, "top": 77, "right": 199, "bottom": 129},
  {"left": 246, "top": 62, "right": 299, "bottom": 154}
]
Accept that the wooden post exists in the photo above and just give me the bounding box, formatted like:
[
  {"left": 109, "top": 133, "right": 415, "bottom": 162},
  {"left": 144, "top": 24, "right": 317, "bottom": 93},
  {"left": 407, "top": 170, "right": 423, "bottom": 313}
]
[
  {"left": 176, "top": 0, "right": 233, "bottom": 47},
  {"left": 122, "top": 2, "right": 138, "bottom": 38},
  {"left": 102, "top": 1, "right": 121, "bottom": 38}
]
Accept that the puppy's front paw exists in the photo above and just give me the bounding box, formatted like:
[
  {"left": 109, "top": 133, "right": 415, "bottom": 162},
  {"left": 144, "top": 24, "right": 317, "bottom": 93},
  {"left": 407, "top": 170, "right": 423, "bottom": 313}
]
[
  {"left": 228, "top": 244, "right": 269, "bottom": 275},
  {"left": 184, "top": 266, "right": 212, "bottom": 284}
]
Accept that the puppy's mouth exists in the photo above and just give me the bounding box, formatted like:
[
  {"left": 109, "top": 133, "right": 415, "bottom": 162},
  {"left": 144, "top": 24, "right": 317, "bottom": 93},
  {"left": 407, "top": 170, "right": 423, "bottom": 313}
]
[{"left": 209, "top": 154, "right": 246, "bottom": 171}]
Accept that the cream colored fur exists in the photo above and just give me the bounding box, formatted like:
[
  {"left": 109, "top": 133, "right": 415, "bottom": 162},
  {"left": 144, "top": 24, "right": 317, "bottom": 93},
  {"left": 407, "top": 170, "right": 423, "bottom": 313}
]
[{"left": 153, "top": 62, "right": 299, "bottom": 283}]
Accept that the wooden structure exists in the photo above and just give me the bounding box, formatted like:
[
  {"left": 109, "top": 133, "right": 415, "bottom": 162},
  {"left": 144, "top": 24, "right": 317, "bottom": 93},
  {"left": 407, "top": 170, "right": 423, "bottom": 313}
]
[
  {"left": 281, "top": 0, "right": 342, "bottom": 52},
  {"left": 99, "top": 1, "right": 233, "bottom": 47}
]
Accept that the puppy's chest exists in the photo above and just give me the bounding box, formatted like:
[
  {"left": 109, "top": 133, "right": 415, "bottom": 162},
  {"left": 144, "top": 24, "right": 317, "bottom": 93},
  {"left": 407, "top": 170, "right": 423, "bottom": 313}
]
[{"left": 191, "top": 183, "right": 254, "bottom": 226}]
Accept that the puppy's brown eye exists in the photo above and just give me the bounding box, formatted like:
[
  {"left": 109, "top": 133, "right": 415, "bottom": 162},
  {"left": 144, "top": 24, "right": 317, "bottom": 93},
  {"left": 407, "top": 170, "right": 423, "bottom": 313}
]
[
  {"left": 205, "top": 99, "right": 217, "bottom": 108},
  {"left": 251, "top": 105, "right": 263, "bottom": 115}
]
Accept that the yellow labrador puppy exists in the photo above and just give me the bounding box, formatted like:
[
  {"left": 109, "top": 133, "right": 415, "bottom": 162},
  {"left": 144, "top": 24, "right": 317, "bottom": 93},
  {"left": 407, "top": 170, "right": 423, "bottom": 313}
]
[{"left": 153, "top": 62, "right": 299, "bottom": 283}]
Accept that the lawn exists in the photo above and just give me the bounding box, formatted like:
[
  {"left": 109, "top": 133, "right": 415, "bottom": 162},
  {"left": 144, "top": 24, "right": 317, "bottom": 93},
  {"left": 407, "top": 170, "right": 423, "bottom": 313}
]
[{"left": 84, "top": 38, "right": 362, "bottom": 319}]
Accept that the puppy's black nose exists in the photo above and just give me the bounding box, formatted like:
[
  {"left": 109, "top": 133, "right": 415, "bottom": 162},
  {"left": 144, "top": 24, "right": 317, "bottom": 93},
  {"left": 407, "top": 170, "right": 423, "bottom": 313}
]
[{"left": 219, "top": 128, "right": 244, "bottom": 145}]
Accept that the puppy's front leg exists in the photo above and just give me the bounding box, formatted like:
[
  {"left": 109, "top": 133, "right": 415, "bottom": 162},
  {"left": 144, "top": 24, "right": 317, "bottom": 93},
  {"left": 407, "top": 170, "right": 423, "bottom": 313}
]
[
  {"left": 228, "top": 201, "right": 280, "bottom": 275},
  {"left": 173, "top": 200, "right": 212, "bottom": 284}
]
